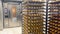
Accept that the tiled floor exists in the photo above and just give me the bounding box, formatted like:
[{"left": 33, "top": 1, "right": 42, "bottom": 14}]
[{"left": 0, "top": 27, "right": 22, "bottom": 34}]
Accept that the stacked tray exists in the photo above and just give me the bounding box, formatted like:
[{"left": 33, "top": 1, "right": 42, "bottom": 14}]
[
  {"left": 22, "top": 1, "right": 46, "bottom": 34},
  {"left": 48, "top": 1, "right": 60, "bottom": 34}
]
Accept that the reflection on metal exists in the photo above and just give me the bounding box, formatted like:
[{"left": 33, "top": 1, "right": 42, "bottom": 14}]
[
  {"left": 12, "top": 6, "right": 16, "bottom": 17},
  {"left": 3, "top": 2, "right": 22, "bottom": 28}
]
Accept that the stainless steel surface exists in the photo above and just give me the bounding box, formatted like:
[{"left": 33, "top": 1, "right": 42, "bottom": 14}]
[
  {"left": 3, "top": 2, "right": 22, "bottom": 28},
  {"left": 0, "top": 1, "right": 3, "bottom": 30},
  {"left": 4, "top": 0, "right": 22, "bottom": 1}
]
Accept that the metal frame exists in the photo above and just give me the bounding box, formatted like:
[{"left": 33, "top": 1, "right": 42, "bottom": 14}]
[
  {"left": 46, "top": 0, "right": 49, "bottom": 34},
  {"left": 0, "top": 0, "right": 3, "bottom": 30}
]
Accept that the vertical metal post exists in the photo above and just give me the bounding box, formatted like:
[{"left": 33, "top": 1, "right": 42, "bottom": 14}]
[
  {"left": 46, "top": 0, "right": 49, "bottom": 34},
  {"left": 2, "top": 0, "right": 4, "bottom": 28}
]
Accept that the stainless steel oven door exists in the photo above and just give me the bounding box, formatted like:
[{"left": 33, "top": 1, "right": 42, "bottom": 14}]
[{"left": 3, "top": 2, "right": 22, "bottom": 28}]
